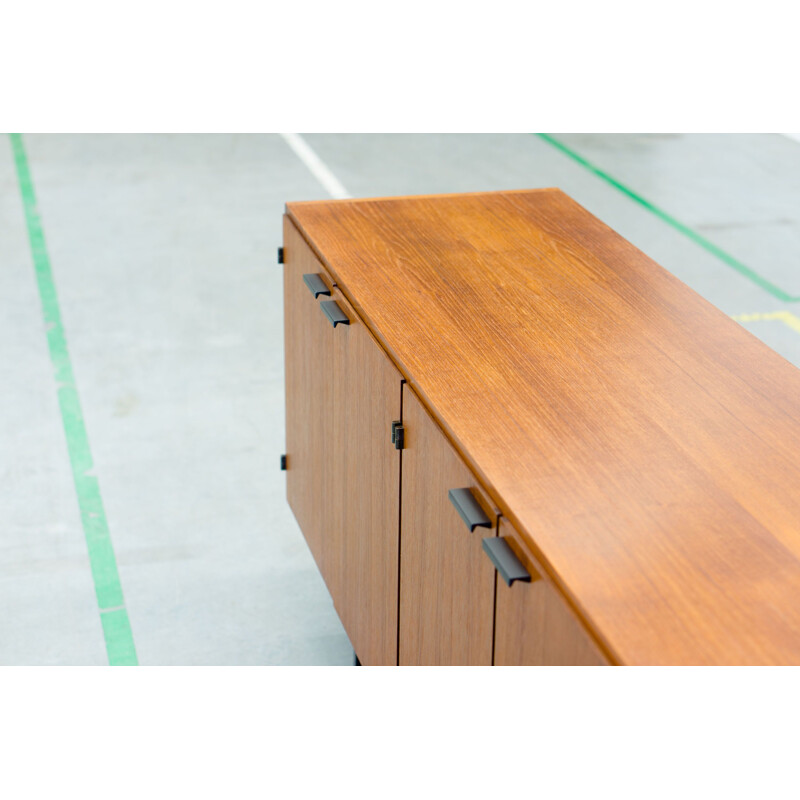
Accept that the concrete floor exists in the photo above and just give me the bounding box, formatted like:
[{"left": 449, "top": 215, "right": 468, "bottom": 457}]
[{"left": 1, "top": 133, "right": 799, "bottom": 665}]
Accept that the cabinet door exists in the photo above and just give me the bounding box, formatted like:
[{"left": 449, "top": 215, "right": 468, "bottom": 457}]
[
  {"left": 284, "top": 217, "right": 333, "bottom": 580},
  {"left": 491, "top": 518, "right": 609, "bottom": 665},
  {"left": 399, "top": 386, "right": 497, "bottom": 665},
  {"left": 284, "top": 217, "right": 402, "bottom": 665}
]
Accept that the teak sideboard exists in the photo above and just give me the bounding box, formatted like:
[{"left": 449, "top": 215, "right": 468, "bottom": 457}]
[{"left": 281, "top": 189, "right": 800, "bottom": 666}]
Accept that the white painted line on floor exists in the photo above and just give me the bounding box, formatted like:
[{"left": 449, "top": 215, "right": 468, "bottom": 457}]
[{"left": 279, "top": 133, "right": 351, "bottom": 199}]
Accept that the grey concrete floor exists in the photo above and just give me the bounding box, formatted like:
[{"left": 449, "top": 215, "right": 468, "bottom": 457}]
[{"left": 1, "top": 133, "right": 799, "bottom": 665}]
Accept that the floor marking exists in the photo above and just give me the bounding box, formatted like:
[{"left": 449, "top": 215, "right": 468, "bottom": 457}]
[
  {"left": 732, "top": 311, "right": 800, "bottom": 336},
  {"left": 279, "top": 133, "right": 352, "bottom": 199},
  {"left": 9, "top": 133, "right": 137, "bottom": 666},
  {"left": 536, "top": 133, "right": 800, "bottom": 303}
]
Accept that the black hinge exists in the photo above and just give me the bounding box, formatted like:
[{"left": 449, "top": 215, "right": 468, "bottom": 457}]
[
  {"left": 277, "top": 247, "right": 284, "bottom": 264},
  {"left": 280, "top": 454, "right": 287, "bottom": 470},
  {"left": 393, "top": 424, "right": 405, "bottom": 450}
]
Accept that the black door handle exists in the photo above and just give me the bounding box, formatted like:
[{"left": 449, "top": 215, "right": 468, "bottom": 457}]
[
  {"left": 303, "top": 273, "right": 331, "bottom": 298},
  {"left": 320, "top": 300, "right": 350, "bottom": 327},
  {"left": 448, "top": 488, "right": 492, "bottom": 531},
  {"left": 482, "top": 537, "right": 533, "bottom": 586}
]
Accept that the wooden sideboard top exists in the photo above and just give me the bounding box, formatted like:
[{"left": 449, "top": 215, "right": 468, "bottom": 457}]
[{"left": 286, "top": 189, "right": 800, "bottom": 665}]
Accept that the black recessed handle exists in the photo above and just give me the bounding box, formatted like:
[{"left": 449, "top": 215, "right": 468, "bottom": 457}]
[
  {"left": 320, "top": 300, "right": 350, "bottom": 327},
  {"left": 482, "top": 537, "right": 532, "bottom": 586},
  {"left": 303, "top": 273, "right": 331, "bottom": 298},
  {"left": 448, "top": 488, "right": 492, "bottom": 531}
]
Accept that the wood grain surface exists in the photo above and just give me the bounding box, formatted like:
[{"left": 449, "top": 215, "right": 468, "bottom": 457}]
[
  {"left": 284, "top": 217, "right": 333, "bottom": 582},
  {"left": 493, "top": 518, "right": 608, "bottom": 666},
  {"left": 399, "top": 385, "right": 497, "bottom": 665},
  {"left": 284, "top": 218, "right": 402, "bottom": 665},
  {"left": 287, "top": 190, "right": 800, "bottom": 665}
]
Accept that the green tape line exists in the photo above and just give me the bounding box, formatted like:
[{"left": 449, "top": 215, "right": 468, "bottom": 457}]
[
  {"left": 9, "top": 133, "right": 138, "bottom": 666},
  {"left": 100, "top": 608, "right": 138, "bottom": 666},
  {"left": 535, "top": 133, "right": 799, "bottom": 303}
]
